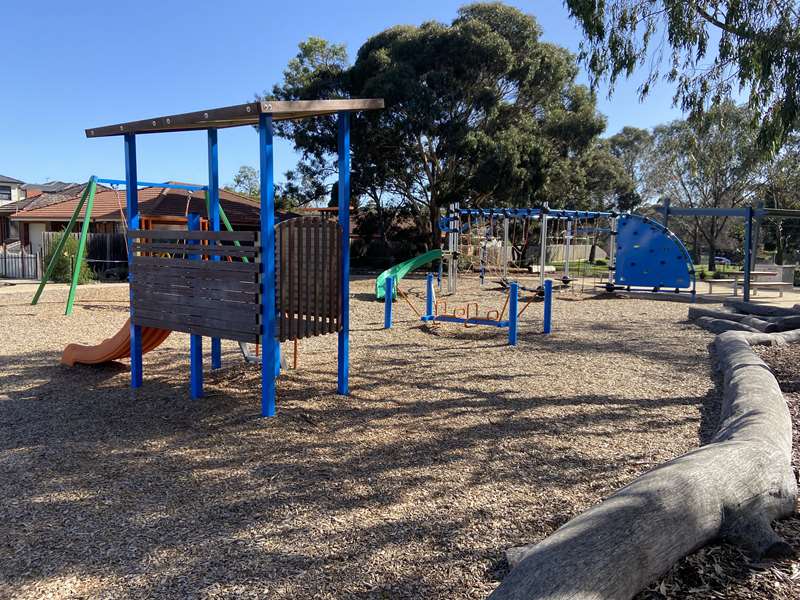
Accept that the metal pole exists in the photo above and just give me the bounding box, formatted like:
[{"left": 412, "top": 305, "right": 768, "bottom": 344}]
[
  {"left": 259, "top": 113, "right": 277, "bottom": 417},
  {"left": 208, "top": 128, "right": 222, "bottom": 370},
  {"left": 31, "top": 181, "right": 93, "bottom": 305},
  {"left": 426, "top": 272, "right": 434, "bottom": 317},
  {"left": 502, "top": 217, "right": 509, "bottom": 280},
  {"left": 508, "top": 281, "right": 518, "bottom": 345},
  {"left": 743, "top": 205, "right": 753, "bottom": 302},
  {"left": 607, "top": 216, "right": 617, "bottom": 288},
  {"left": 66, "top": 177, "right": 97, "bottom": 315},
  {"left": 384, "top": 276, "right": 393, "bottom": 329},
  {"left": 539, "top": 204, "right": 549, "bottom": 289},
  {"left": 125, "top": 135, "right": 143, "bottom": 389},
  {"left": 448, "top": 201, "right": 458, "bottom": 294},
  {"left": 563, "top": 219, "right": 572, "bottom": 282},
  {"left": 543, "top": 279, "right": 553, "bottom": 334},
  {"left": 337, "top": 111, "right": 351, "bottom": 396},
  {"left": 188, "top": 212, "right": 203, "bottom": 400},
  {"left": 662, "top": 197, "right": 671, "bottom": 228}
]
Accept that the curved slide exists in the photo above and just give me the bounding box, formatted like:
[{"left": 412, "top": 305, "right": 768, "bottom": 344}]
[
  {"left": 61, "top": 318, "right": 171, "bottom": 366},
  {"left": 375, "top": 249, "right": 443, "bottom": 300}
]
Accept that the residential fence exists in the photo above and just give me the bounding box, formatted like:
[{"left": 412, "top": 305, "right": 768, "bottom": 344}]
[
  {"left": 40, "top": 231, "right": 128, "bottom": 280},
  {"left": 0, "top": 232, "right": 128, "bottom": 281},
  {"left": 0, "top": 245, "right": 42, "bottom": 280}
]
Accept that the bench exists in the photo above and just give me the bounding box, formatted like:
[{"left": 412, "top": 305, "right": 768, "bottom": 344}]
[
  {"left": 744, "top": 281, "right": 795, "bottom": 298},
  {"left": 705, "top": 278, "right": 736, "bottom": 294}
]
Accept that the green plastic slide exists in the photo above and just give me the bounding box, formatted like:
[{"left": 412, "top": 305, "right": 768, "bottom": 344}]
[{"left": 375, "top": 249, "right": 443, "bottom": 300}]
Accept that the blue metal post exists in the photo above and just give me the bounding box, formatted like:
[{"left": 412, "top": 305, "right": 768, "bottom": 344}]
[
  {"left": 260, "top": 114, "right": 277, "bottom": 417},
  {"left": 437, "top": 260, "right": 443, "bottom": 290},
  {"left": 188, "top": 213, "right": 203, "bottom": 399},
  {"left": 124, "top": 133, "right": 142, "bottom": 389},
  {"left": 208, "top": 128, "right": 222, "bottom": 369},
  {"left": 384, "top": 276, "right": 393, "bottom": 329},
  {"left": 425, "top": 272, "right": 434, "bottom": 317},
  {"left": 508, "top": 282, "right": 518, "bottom": 345},
  {"left": 743, "top": 205, "right": 753, "bottom": 302},
  {"left": 543, "top": 279, "right": 553, "bottom": 334},
  {"left": 337, "top": 112, "right": 351, "bottom": 396}
]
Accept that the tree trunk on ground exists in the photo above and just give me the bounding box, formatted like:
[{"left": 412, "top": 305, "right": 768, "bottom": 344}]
[
  {"left": 723, "top": 300, "right": 800, "bottom": 317},
  {"left": 488, "top": 329, "right": 798, "bottom": 600}
]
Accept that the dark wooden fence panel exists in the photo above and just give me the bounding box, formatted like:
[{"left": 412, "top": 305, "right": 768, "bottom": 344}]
[
  {"left": 275, "top": 217, "right": 342, "bottom": 342},
  {"left": 128, "top": 230, "right": 260, "bottom": 343},
  {"left": 127, "top": 221, "right": 342, "bottom": 345}
]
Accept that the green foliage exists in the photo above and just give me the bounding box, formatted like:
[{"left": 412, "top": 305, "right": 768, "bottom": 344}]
[
  {"left": 225, "top": 166, "right": 259, "bottom": 199},
  {"left": 760, "top": 134, "right": 800, "bottom": 264},
  {"left": 44, "top": 233, "right": 93, "bottom": 284},
  {"left": 606, "top": 126, "right": 653, "bottom": 210},
  {"left": 646, "top": 102, "right": 764, "bottom": 270},
  {"left": 267, "top": 3, "right": 633, "bottom": 247},
  {"left": 564, "top": 0, "right": 800, "bottom": 150},
  {"left": 224, "top": 165, "right": 299, "bottom": 210}
]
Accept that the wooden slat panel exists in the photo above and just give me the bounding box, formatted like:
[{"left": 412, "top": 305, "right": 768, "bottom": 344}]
[
  {"left": 133, "top": 255, "right": 259, "bottom": 273},
  {"left": 133, "top": 289, "right": 259, "bottom": 316},
  {"left": 134, "top": 281, "right": 257, "bottom": 303},
  {"left": 133, "top": 305, "right": 259, "bottom": 334},
  {"left": 129, "top": 229, "right": 257, "bottom": 242},
  {"left": 133, "top": 315, "right": 258, "bottom": 344},
  {"left": 131, "top": 262, "right": 258, "bottom": 281},
  {"left": 272, "top": 216, "right": 342, "bottom": 342},
  {"left": 132, "top": 242, "right": 257, "bottom": 258}
]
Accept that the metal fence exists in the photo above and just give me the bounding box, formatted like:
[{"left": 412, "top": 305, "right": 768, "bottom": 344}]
[{"left": 0, "top": 246, "right": 41, "bottom": 280}]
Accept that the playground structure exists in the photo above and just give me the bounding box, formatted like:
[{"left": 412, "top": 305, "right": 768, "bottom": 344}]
[
  {"left": 656, "top": 199, "right": 800, "bottom": 301},
  {"left": 377, "top": 203, "right": 696, "bottom": 343},
  {"left": 55, "top": 99, "right": 384, "bottom": 417},
  {"left": 441, "top": 204, "right": 696, "bottom": 298},
  {"left": 383, "top": 273, "right": 552, "bottom": 344}
]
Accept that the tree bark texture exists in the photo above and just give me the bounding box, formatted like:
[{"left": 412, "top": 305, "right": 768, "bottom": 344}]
[{"left": 488, "top": 329, "right": 798, "bottom": 600}]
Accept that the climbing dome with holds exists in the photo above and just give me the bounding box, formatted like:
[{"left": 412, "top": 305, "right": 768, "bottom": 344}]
[{"left": 614, "top": 214, "right": 695, "bottom": 293}]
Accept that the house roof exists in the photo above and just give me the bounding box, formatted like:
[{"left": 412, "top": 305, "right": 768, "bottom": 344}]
[
  {"left": 10, "top": 183, "right": 261, "bottom": 225},
  {"left": 0, "top": 198, "right": 35, "bottom": 214},
  {"left": 0, "top": 174, "right": 24, "bottom": 185},
  {"left": 22, "top": 181, "right": 77, "bottom": 194},
  {"left": 86, "top": 98, "right": 384, "bottom": 137}
]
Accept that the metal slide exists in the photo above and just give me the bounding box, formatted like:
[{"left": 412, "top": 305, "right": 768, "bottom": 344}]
[
  {"left": 61, "top": 318, "right": 171, "bottom": 366},
  {"left": 374, "top": 249, "right": 443, "bottom": 300}
]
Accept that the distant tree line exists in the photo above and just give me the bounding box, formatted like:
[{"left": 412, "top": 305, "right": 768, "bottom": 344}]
[{"left": 226, "top": 2, "right": 800, "bottom": 269}]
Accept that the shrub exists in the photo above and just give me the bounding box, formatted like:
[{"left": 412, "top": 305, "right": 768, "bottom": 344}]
[
  {"left": 43, "top": 233, "right": 94, "bottom": 284},
  {"left": 593, "top": 258, "right": 607, "bottom": 266}
]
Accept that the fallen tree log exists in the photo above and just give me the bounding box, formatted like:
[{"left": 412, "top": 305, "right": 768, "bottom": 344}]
[
  {"left": 723, "top": 299, "right": 800, "bottom": 317},
  {"left": 687, "top": 307, "right": 745, "bottom": 322},
  {"left": 687, "top": 308, "right": 774, "bottom": 332},
  {"left": 694, "top": 316, "right": 760, "bottom": 334},
  {"left": 488, "top": 330, "right": 798, "bottom": 600},
  {"left": 765, "top": 315, "right": 800, "bottom": 332}
]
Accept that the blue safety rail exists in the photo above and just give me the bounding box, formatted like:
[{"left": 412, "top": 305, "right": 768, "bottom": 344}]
[
  {"left": 459, "top": 208, "right": 612, "bottom": 219},
  {"left": 96, "top": 178, "right": 208, "bottom": 191},
  {"left": 614, "top": 214, "right": 695, "bottom": 290}
]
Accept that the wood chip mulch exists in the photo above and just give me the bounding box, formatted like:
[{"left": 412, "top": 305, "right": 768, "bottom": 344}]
[{"left": 0, "top": 276, "right": 722, "bottom": 598}]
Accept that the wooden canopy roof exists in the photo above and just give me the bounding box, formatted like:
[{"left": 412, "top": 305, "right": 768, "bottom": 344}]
[{"left": 86, "top": 99, "right": 384, "bottom": 138}]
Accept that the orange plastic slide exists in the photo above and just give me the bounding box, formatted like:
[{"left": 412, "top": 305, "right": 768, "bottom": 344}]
[{"left": 61, "top": 318, "right": 171, "bottom": 366}]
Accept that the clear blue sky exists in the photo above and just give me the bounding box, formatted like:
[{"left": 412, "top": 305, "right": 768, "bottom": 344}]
[{"left": 1, "top": 0, "right": 682, "bottom": 187}]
